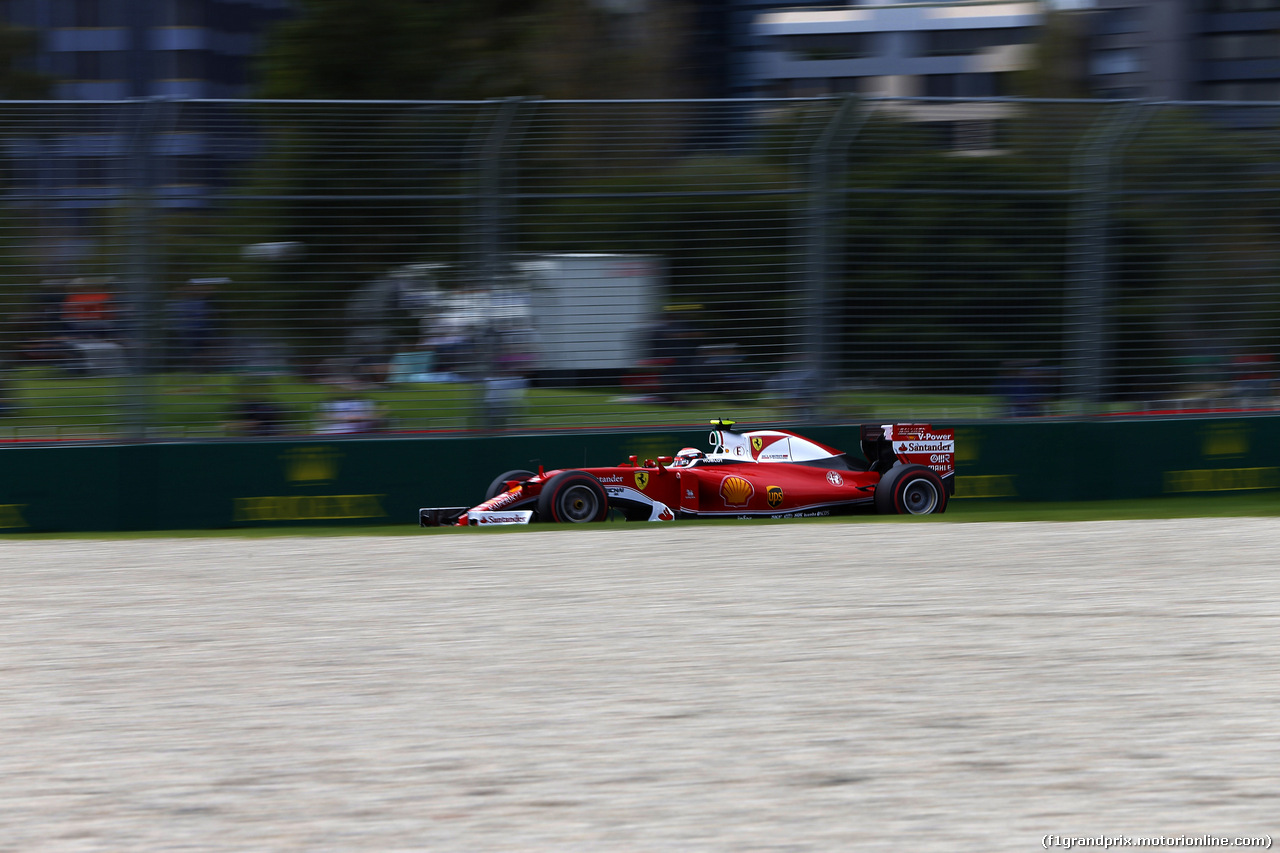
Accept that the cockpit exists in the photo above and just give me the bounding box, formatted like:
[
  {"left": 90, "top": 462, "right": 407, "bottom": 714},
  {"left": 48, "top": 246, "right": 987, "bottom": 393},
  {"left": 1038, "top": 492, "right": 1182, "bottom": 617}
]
[{"left": 669, "top": 447, "right": 706, "bottom": 468}]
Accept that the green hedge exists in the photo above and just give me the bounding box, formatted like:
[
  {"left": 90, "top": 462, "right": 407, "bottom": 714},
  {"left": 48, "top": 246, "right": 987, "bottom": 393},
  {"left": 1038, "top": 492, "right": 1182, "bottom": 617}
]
[{"left": 3, "top": 416, "right": 1278, "bottom": 532}]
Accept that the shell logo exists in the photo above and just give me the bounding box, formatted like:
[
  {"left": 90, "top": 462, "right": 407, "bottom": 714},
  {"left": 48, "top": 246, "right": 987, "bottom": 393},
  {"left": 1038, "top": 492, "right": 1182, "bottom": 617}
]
[{"left": 720, "top": 476, "right": 754, "bottom": 507}]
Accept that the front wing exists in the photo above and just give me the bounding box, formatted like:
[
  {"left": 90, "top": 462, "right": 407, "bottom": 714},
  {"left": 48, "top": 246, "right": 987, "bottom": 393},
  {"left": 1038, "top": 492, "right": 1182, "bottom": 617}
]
[
  {"left": 419, "top": 506, "right": 539, "bottom": 527},
  {"left": 419, "top": 506, "right": 469, "bottom": 527}
]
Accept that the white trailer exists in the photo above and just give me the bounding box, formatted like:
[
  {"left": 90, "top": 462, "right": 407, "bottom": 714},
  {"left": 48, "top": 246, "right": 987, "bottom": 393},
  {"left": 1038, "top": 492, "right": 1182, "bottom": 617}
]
[{"left": 516, "top": 253, "right": 662, "bottom": 376}]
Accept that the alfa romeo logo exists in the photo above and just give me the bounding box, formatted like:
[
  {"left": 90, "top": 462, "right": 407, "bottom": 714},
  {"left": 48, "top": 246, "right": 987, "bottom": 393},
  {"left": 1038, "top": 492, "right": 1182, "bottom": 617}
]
[{"left": 826, "top": 471, "right": 844, "bottom": 487}]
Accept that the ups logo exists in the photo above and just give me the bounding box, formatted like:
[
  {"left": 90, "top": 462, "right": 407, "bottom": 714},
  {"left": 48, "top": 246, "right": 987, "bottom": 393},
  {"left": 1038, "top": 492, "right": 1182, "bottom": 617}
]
[
  {"left": 766, "top": 485, "right": 784, "bottom": 508},
  {"left": 635, "top": 471, "right": 650, "bottom": 490}
]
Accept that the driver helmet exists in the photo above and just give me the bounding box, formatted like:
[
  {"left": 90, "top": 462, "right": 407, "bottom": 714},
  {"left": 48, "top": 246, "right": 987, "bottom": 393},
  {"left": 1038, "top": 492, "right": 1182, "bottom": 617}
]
[{"left": 673, "top": 447, "right": 705, "bottom": 467}]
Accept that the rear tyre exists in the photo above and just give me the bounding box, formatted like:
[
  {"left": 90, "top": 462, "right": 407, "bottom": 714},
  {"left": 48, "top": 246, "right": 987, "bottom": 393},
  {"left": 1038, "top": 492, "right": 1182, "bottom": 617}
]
[
  {"left": 874, "top": 464, "right": 947, "bottom": 515},
  {"left": 537, "top": 471, "right": 609, "bottom": 523},
  {"left": 485, "top": 469, "right": 535, "bottom": 501}
]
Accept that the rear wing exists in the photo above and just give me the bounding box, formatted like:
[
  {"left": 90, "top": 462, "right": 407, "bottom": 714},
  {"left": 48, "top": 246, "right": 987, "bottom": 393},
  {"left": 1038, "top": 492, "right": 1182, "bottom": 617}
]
[{"left": 861, "top": 423, "right": 955, "bottom": 491}]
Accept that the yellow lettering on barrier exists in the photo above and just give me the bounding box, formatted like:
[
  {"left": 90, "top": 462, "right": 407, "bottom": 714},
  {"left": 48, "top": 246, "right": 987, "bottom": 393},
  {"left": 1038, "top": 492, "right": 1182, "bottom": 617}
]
[
  {"left": 954, "top": 428, "right": 979, "bottom": 464},
  {"left": 1164, "top": 468, "right": 1280, "bottom": 494},
  {"left": 952, "top": 475, "right": 1017, "bottom": 499},
  {"left": 233, "top": 495, "right": 387, "bottom": 522},
  {"left": 0, "top": 504, "right": 29, "bottom": 529},
  {"left": 282, "top": 446, "right": 341, "bottom": 484},
  {"left": 1201, "top": 423, "right": 1250, "bottom": 460}
]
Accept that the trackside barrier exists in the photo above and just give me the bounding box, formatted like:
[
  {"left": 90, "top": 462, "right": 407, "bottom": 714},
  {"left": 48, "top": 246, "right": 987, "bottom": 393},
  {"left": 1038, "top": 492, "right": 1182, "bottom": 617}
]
[{"left": 1, "top": 416, "right": 1278, "bottom": 532}]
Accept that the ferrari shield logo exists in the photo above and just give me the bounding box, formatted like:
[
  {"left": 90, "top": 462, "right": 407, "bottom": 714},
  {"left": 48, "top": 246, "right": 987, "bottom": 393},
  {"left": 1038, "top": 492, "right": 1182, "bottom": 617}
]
[
  {"left": 751, "top": 436, "right": 763, "bottom": 454},
  {"left": 635, "top": 471, "right": 650, "bottom": 490},
  {"left": 766, "top": 485, "right": 784, "bottom": 508}
]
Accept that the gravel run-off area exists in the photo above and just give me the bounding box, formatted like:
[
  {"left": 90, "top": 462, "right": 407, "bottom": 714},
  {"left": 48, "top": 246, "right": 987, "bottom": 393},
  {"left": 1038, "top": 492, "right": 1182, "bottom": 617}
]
[{"left": 2, "top": 518, "right": 1279, "bottom": 852}]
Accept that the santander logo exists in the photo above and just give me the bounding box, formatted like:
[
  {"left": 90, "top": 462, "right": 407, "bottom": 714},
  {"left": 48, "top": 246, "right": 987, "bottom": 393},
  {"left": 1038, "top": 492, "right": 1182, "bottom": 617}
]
[{"left": 485, "top": 491, "right": 520, "bottom": 509}]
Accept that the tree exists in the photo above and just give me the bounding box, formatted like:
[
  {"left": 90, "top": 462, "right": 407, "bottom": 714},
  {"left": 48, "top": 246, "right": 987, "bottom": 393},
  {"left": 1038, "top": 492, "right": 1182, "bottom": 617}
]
[
  {"left": 525, "top": 0, "right": 697, "bottom": 99},
  {"left": 240, "top": 0, "right": 703, "bottom": 358},
  {"left": 257, "top": 0, "right": 542, "bottom": 99},
  {"left": 0, "top": 22, "right": 51, "bottom": 98},
  {"left": 1011, "top": 10, "right": 1091, "bottom": 100},
  {"left": 255, "top": 0, "right": 695, "bottom": 100}
]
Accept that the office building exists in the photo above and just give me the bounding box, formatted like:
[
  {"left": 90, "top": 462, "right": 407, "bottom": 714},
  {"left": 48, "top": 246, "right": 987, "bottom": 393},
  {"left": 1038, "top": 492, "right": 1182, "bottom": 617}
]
[
  {"left": 750, "top": 1, "right": 1044, "bottom": 99},
  {"left": 3, "top": 0, "right": 290, "bottom": 99}
]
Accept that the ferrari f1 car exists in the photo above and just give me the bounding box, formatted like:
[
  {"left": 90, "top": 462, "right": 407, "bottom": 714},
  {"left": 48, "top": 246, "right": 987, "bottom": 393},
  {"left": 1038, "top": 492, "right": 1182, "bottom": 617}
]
[{"left": 420, "top": 420, "right": 955, "bottom": 527}]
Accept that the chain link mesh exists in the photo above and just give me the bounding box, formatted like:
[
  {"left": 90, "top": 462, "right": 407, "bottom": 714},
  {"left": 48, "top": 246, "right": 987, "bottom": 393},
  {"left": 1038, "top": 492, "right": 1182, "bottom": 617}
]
[{"left": 1, "top": 97, "right": 1278, "bottom": 441}]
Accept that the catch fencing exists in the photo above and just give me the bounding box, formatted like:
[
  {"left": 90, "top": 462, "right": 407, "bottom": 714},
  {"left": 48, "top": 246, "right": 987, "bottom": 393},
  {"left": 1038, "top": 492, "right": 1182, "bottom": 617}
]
[{"left": 1, "top": 96, "right": 1279, "bottom": 442}]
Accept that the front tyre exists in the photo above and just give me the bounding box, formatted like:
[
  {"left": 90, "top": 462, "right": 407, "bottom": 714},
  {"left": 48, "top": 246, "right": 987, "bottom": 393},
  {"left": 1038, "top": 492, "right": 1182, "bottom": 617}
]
[
  {"left": 537, "top": 471, "right": 610, "bottom": 523},
  {"left": 485, "top": 469, "right": 536, "bottom": 501},
  {"left": 874, "top": 464, "right": 947, "bottom": 515}
]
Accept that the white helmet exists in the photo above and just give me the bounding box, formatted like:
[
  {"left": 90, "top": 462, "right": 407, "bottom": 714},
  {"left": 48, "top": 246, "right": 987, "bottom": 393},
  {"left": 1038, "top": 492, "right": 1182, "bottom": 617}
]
[{"left": 673, "top": 447, "right": 705, "bottom": 467}]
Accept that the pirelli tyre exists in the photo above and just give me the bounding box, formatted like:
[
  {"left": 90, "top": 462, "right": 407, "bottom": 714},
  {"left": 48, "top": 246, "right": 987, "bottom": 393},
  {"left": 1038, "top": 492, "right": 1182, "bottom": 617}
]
[
  {"left": 874, "top": 464, "right": 948, "bottom": 515},
  {"left": 485, "top": 469, "right": 536, "bottom": 501},
  {"left": 537, "top": 471, "right": 610, "bottom": 523}
]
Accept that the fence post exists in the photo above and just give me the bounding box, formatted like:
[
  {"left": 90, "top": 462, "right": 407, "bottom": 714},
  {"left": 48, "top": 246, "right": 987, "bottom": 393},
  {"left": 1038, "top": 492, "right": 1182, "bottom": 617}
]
[
  {"left": 122, "top": 97, "right": 170, "bottom": 440},
  {"left": 804, "top": 94, "right": 864, "bottom": 423},
  {"left": 1067, "top": 100, "right": 1150, "bottom": 414},
  {"left": 471, "top": 97, "right": 534, "bottom": 431}
]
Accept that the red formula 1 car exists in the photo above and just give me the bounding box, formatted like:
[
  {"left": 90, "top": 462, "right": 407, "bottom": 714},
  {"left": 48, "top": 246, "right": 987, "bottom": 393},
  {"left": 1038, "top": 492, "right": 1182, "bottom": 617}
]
[{"left": 420, "top": 420, "right": 955, "bottom": 527}]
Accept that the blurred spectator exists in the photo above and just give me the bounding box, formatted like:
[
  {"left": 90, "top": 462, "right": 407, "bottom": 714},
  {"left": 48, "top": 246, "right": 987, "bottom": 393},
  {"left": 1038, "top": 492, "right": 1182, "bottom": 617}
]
[
  {"left": 493, "top": 324, "right": 539, "bottom": 380},
  {"left": 34, "top": 279, "right": 70, "bottom": 337},
  {"left": 1231, "top": 352, "right": 1275, "bottom": 407},
  {"left": 58, "top": 277, "right": 125, "bottom": 376},
  {"left": 480, "top": 324, "right": 538, "bottom": 428},
  {"left": 61, "top": 277, "right": 117, "bottom": 340},
  {"left": 640, "top": 304, "right": 706, "bottom": 404},
  {"left": 424, "top": 317, "right": 478, "bottom": 377},
  {"left": 699, "top": 343, "right": 757, "bottom": 402},
  {"left": 225, "top": 377, "right": 285, "bottom": 437},
  {"left": 0, "top": 367, "right": 14, "bottom": 417},
  {"left": 168, "top": 278, "right": 222, "bottom": 372},
  {"left": 315, "top": 382, "right": 388, "bottom": 434},
  {"left": 997, "top": 359, "right": 1051, "bottom": 417},
  {"left": 18, "top": 279, "right": 73, "bottom": 365},
  {"left": 352, "top": 353, "right": 391, "bottom": 387}
]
